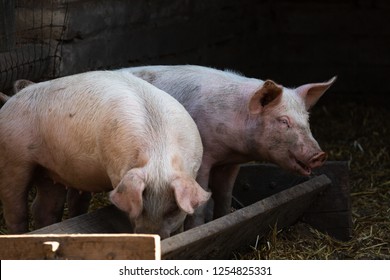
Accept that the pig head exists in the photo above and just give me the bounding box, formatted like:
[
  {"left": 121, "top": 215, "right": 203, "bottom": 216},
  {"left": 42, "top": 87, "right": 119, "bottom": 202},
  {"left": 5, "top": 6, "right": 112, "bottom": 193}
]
[
  {"left": 247, "top": 77, "right": 336, "bottom": 176},
  {"left": 109, "top": 168, "right": 210, "bottom": 238}
]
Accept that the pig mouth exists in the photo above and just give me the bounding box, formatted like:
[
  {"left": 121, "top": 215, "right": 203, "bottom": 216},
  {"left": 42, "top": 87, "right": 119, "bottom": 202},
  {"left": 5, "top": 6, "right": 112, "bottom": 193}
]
[
  {"left": 295, "top": 158, "right": 312, "bottom": 176},
  {"left": 288, "top": 151, "right": 312, "bottom": 176}
]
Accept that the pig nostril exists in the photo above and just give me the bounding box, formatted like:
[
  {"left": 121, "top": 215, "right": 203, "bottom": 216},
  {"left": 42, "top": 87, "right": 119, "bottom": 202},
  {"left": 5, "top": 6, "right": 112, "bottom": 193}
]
[
  {"left": 310, "top": 152, "right": 327, "bottom": 165},
  {"left": 317, "top": 152, "right": 327, "bottom": 163}
]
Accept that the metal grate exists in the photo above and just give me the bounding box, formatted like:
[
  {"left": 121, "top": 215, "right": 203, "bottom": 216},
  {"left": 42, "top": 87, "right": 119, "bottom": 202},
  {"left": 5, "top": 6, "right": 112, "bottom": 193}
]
[{"left": 0, "top": 0, "right": 68, "bottom": 93}]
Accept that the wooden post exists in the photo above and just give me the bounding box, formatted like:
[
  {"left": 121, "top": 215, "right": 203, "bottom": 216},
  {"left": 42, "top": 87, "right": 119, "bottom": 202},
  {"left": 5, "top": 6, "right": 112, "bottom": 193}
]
[
  {"left": 30, "top": 205, "right": 133, "bottom": 234},
  {"left": 302, "top": 162, "right": 352, "bottom": 241}
]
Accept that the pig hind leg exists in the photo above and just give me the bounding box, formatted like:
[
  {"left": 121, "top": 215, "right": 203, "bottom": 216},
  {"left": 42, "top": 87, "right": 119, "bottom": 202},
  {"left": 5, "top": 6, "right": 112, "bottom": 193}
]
[
  {"left": 0, "top": 163, "right": 35, "bottom": 233},
  {"left": 31, "top": 177, "right": 92, "bottom": 229},
  {"left": 31, "top": 174, "right": 67, "bottom": 229}
]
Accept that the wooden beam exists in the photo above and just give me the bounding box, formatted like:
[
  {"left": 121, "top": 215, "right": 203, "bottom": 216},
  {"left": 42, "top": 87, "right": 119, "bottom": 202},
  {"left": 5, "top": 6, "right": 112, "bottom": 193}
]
[
  {"left": 30, "top": 205, "right": 133, "bottom": 234},
  {"left": 233, "top": 161, "right": 352, "bottom": 241},
  {"left": 0, "top": 234, "right": 160, "bottom": 260},
  {"left": 302, "top": 162, "right": 352, "bottom": 241},
  {"left": 161, "top": 175, "right": 331, "bottom": 259}
]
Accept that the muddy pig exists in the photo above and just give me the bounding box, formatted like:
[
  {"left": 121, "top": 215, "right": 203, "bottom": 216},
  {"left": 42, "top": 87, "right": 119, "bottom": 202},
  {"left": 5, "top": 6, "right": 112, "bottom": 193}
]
[
  {"left": 0, "top": 71, "right": 210, "bottom": 237},
  {"left": 119, "top": 65, "right": 336, "bottom": 227}
]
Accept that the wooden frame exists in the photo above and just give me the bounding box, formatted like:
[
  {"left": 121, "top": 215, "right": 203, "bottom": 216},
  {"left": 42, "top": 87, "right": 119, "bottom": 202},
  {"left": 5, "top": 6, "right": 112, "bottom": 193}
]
[{"left": 0, "top": 162, "right": 350, "bottom": 259}]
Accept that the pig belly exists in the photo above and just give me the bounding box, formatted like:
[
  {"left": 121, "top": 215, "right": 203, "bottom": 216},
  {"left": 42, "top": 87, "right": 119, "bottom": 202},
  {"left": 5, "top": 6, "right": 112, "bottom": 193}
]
[
  {"left": 30, "top": 113, "right": 113, "bottom": 192},
  {"left": 37, "top": 156, "right": 112, "bottom": 193}
]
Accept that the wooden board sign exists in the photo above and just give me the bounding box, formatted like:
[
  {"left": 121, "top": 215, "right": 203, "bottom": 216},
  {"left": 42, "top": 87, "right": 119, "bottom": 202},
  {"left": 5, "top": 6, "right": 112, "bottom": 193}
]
[{"left": 0, "top": 234, "right": 160, "bottom": 260}]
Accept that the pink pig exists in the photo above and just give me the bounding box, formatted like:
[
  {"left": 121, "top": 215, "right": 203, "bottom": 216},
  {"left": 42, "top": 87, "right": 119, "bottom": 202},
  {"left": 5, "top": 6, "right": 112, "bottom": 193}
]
[
  {"left": 0, "top": 70, "right": 210, "bottom": 237},
  {"left": 120, "top": 65, "right": 336, "bottom": 227}
]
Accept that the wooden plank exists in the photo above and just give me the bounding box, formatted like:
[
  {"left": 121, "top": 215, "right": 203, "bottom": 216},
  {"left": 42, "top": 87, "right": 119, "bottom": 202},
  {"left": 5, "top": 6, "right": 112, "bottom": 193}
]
[
  {"left": 233, "top": 161, "right": 352, "bottom": 241},
  {"left": 233, "top": 163, "right": 308, "bottom": 206},
  {"left": 0, "top": 234, "right": 160, "bottom": 260},
  {"left": 161, "top": 175, "right": 331, "bottom": 259},
  {"left": 30, "top": 205, "right": 132, "bottom": 234},
  {"left": 303, "top": 162, "right": 352, "bottom": 241},
  {"left": 306, "top": 162, "right": 350, "bottom": 209},
  {"left": 233, "top": 161, "right": 349, "bottom": 206}
]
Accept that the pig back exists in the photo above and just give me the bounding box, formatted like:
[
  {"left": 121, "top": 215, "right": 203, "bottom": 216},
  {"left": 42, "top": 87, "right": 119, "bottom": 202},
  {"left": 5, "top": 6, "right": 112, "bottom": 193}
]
[{"left": 0, "top": 71, "right": 202, "bottom": 190}]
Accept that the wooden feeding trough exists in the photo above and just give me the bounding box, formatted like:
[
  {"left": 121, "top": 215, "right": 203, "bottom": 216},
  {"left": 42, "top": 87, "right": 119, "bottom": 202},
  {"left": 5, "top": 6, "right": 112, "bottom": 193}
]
[{"left": 0, "top": 161, "right": 351, "bottom": 260}]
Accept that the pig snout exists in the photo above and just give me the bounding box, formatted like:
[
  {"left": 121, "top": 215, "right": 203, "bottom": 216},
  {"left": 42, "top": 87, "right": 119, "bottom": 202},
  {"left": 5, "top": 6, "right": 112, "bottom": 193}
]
[
  {"left": 289, "top": 149, "right": 327, "bottom": 177},
  {"left": 308, "top": 151, "right": 327, "bottom": 169}
]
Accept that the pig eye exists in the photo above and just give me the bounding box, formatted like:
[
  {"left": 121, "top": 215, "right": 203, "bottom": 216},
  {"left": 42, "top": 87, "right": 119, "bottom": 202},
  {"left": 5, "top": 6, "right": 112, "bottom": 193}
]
[{"left": 279, "top": 117, "right": 290, "bottom": 127}]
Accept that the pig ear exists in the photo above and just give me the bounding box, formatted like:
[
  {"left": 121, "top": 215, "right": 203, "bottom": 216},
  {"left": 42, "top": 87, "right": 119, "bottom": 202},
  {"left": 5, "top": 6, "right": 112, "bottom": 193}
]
[
  {"left": 296, "top": 76, "right": 337, "bottom": 110},
  {"left": 109, "top": 169, "right": 146, "bottom": 219},
  {"left": 0, "top": 92, "right": 10, "bottom": 104},
  {"left": 13, "top": 79, "right": 35, "bottom": 93},
  {"left": 249, "top": 80, "right": 283, "bottom": 114},
  {"left": 171, "top": 176, "right": 211, "bottom": 214}
]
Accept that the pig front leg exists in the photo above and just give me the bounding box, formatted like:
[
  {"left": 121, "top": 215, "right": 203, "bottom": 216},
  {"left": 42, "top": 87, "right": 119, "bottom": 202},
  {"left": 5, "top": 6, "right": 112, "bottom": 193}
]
[
  {"left": 210, "top": 164, "right": 241, "bottom": 219},
  {"left": 31, "top": 176, "right": 67, "bottom": 229},
  {"left": 66, "top": 189, "right": 92, "bottom": 218}
]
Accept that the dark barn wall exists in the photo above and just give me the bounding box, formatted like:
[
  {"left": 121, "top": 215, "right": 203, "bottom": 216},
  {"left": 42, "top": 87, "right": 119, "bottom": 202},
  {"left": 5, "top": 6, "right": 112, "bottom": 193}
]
[
  {"left": 1, "top": 0, "right": 389, "bottom": 99},
  {"left": 250, "top": 0, "right": 390, "bottom": 99},
  {"left": 59, "top": 0, "right": 390, "bottom": 99},
  {"left": 59, "top": 0, "right": 259, "bottom": 76}
]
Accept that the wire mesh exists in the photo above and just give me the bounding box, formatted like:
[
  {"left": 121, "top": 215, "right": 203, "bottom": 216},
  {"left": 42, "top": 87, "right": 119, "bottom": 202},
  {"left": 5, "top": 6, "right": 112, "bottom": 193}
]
[{"left": 0, "top": 0, "right": 68, "bottom": 93}]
